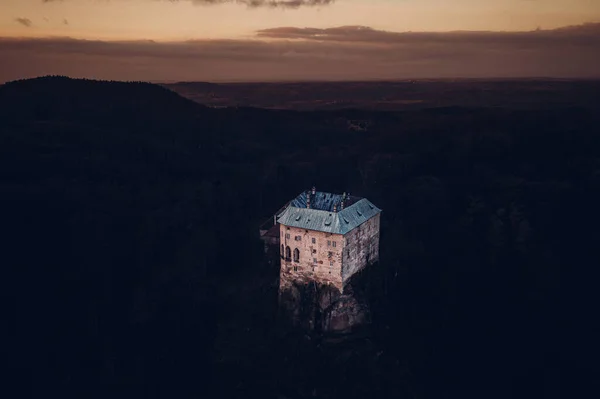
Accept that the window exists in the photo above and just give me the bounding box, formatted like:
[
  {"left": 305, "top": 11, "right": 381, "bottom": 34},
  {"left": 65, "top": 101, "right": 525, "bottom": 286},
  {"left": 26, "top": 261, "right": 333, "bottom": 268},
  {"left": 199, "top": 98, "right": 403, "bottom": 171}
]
[
  {"left": 332, "top": 241, "right": 337, "bottom": 248},
  {"left": 285, "top": 233, "right": 290, "bottom": 239},
  {"left": 327, "top": 240, "right": 331, "bottom": 246},
  {"left": 330, "top": 261, "right": 334, "bottom": 266},
  {"left": 295, "top": 235, "right": 301, "bottom": 241},
  {"left": 281, "top": 244, "right": 284, "bottom": 258},
  {"left": 312, "top": 238, "right": 316, "bottom": 244},
  {"left": 313, "top": 258, "right": 317, "bottom": 264},
  {"left": 285, "top": 246, "right": 291, "bottom": 260},
  {"left": 293, "top": 248, "right": 300, "bottom": 262},
  {"left": 293, "top": 266, "right": 298, "bottom": 272}
]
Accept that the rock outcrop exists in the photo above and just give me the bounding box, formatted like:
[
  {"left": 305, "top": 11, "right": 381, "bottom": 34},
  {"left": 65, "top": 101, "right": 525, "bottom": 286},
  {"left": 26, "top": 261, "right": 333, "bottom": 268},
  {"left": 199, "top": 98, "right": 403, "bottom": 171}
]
[
  {"left": 322, "top": 292, "right": 370, "bottom": 333},
  {"left": 278, "top": 275, "right": 370, "bottom": 333}
]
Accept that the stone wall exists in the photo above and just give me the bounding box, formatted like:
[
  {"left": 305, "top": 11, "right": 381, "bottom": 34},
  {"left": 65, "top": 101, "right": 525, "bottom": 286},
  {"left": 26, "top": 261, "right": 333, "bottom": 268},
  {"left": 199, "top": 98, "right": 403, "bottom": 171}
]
[
  {"left": 341, "top": 213, "right": 380, "bottom": 286},
  {"left": 279, "top": 224, "right": 344, "bottom": 292}
]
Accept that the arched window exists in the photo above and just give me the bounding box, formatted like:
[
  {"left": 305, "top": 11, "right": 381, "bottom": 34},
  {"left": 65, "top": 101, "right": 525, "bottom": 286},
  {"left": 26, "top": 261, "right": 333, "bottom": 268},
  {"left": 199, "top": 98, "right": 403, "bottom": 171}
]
[
  {"left": 285, "top": 246, "right": 291, "bottom": 260},
  {"left": 293, "top": 248, "right": 300, "bottom": 262},
  {"left": 281, "top": 244, "right": 285, "bottom": 258}
]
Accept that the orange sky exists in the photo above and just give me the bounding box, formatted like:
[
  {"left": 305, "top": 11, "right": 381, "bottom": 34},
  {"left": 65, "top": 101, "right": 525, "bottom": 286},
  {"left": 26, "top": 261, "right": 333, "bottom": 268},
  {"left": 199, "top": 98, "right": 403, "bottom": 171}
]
[
  {"left": 1, "top": 1, "right": 599, "bottom": 82},
  {"left": 2, "top": 0, "right": 599, "bottom": 40}
]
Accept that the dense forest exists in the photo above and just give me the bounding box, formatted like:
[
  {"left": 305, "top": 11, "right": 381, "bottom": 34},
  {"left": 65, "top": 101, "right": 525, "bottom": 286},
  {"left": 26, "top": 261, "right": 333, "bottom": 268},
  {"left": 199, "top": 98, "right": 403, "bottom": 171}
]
[{"left": 1, "top": 76, "right": 598, "bottom": 399}]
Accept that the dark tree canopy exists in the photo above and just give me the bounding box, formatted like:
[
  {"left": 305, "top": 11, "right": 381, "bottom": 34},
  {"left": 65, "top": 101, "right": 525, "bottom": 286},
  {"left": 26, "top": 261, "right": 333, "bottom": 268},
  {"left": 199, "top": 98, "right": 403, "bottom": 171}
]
[{"left": 1, "top": 76, "right": 598, "bottom": 399}]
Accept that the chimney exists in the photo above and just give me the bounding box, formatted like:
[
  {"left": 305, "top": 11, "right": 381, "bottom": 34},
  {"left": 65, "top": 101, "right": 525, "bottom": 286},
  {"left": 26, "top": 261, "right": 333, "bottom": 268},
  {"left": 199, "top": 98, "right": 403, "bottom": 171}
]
[
  {"left": 311, "top": 186, "right": 316, "bottom": 195},
  {"left": 333, "top": 204, "right": 337, "bottom": 213},
  {"left": 306, "top": 191, "right": 311, "bottom": 209}
]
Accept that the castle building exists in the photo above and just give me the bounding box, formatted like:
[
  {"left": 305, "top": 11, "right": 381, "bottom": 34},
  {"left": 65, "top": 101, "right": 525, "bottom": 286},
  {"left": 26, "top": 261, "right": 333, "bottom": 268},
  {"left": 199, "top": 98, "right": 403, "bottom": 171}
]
[{"left": 276, "top": 187, "right": 382, "bottom": 293}]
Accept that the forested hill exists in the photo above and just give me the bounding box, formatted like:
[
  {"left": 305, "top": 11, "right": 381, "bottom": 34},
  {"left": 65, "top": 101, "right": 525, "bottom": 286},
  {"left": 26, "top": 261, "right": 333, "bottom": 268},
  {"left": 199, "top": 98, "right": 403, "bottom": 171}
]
[
  {"left": 1, "top": 76, "right": 599, "bottom": 399},
  {"left": 0, "top": 76, "right": 207, "bottom": 122}
]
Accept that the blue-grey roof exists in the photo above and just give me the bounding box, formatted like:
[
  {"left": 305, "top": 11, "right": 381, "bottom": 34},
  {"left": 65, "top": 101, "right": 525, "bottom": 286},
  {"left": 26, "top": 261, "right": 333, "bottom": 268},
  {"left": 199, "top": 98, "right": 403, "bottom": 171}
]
[
  {"left": 291, "top": 191, "right": 346, "bottom": 212},
  {"left": 277, "top": 191, "right": 381, "bottom": 235}
]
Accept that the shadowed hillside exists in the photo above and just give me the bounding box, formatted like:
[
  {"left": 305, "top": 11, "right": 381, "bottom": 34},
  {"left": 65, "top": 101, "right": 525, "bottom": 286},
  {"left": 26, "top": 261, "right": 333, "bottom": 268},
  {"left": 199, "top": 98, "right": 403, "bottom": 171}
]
[
  {"left": 1, "top": 76, "right": 598, "bottom": 399},
  {"left": 2, "top": 76, "right": 207, "bottom": 123}
]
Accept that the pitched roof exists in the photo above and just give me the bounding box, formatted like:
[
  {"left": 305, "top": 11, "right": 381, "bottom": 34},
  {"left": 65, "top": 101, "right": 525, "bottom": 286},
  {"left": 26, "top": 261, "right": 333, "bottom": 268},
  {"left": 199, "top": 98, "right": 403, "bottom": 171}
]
[
  {"left": 290, "top": 191, "right": 347, "bottom": 212},
  {"left": 277, "top": 191, "right": 381, "bottom": 235}
]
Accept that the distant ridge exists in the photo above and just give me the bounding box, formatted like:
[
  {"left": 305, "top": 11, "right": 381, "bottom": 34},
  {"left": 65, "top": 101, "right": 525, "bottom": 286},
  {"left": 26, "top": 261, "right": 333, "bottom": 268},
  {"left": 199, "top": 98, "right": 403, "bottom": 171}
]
[
  {"left": 165, "top": 79, "right": 600, "bottom": 111},
  {"left": 0, "top": 75, "right": 206, "bottom": 122},
  {"left": 166, "top": 81, "right": 222, "bottom": 88}
]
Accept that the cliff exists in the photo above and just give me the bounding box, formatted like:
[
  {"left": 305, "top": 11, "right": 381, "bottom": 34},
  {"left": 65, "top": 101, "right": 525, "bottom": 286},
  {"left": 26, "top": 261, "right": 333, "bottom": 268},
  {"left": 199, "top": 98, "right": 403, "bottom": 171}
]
[{"left": 278, "top": 270, "right": 371, "bottom": 334}]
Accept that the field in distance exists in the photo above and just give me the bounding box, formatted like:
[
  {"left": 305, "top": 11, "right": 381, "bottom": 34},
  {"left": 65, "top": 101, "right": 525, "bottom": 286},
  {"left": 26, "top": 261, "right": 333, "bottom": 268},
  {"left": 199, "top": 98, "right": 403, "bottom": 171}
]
[{"left": 163, "top": 79, "right": 600, "bottom": 111}]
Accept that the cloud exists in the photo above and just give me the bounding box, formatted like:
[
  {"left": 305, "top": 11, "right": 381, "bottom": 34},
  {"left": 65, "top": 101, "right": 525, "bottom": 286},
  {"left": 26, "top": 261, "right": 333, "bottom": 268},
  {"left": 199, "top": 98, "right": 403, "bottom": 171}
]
[
  {"left": 257, "top": 23, "right": 600, "bottom": 45},
  {"left": 63, "top": 18, "right": 69, "bottom": 25},
  {"left": 40, "top": 0, "right": 334, "bottom": 9},
  {"left": 15, "top": 18, "right": 33, "bottom": 27},
  {"left": 0, "top": 23, "right": 599, "bottom": 83}
]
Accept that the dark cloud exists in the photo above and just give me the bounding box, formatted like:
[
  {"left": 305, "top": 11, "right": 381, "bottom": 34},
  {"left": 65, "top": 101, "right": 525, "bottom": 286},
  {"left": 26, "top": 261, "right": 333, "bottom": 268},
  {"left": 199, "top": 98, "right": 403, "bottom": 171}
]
[
  {"left": 1, "top": 23, "right": 599, "bottom": 83},
  {"left": 14, "top": 18, "right": 33, "bottom": 27},
  {"left": 63, "top": 18, "right": 69, "bottom": 25},
  {"left": 257, "top": 23, "right": 600, "bottom": 45},
  {"left": 41, "top": 0, "right": 334, "bottom": 9}
]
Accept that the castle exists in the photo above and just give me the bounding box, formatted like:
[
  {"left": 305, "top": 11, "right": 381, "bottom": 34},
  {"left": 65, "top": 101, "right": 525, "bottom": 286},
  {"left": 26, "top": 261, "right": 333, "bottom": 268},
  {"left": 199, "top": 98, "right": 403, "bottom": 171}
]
[{"left": 272, "top": 187, "right": 382, "bottom": 293}]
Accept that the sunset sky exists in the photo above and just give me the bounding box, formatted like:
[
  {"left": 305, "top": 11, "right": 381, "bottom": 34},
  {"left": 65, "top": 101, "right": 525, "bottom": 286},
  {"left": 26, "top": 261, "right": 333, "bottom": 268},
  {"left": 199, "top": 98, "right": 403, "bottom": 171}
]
[{"left": 1, "top": 0, "right": 599, "bottom": 82}]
